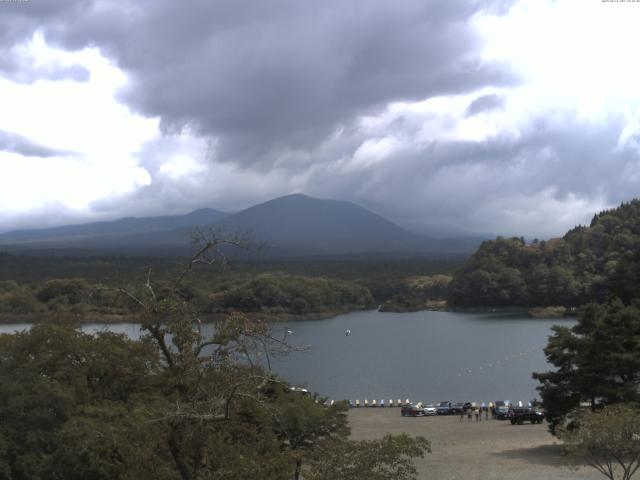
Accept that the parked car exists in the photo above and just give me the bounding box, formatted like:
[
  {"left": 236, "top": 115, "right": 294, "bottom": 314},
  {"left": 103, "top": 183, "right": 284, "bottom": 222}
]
[
  {"left": 401, "top": 403, "right": 426, "bottom": 417},
  {"left": 493, "top": 401, "right": 511, "bottom": 420},
  {"left": 450, "top": 402, "right": 472, "bottom": 415},
  {"left": 436, "top": 401, "right": 451, "bottom": 415},
  {"left": 509, "top": 407, "right": 545, "bottom": 424},
  {"left": 423, "top": 404, "right": 437, "bottom": 416}
]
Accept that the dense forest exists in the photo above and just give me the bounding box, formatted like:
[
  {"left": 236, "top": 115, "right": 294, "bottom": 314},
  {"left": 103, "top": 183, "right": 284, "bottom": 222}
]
[
  {"left": 448, "top": 200, "right": 640, "bottom": 308},
  {"left": 379, "top": 275, "right": 451, "bottom": 312},
  {"left": 0, "top": 253, "right": 460, "bottom": 322},
  {"left": 0, "top": 240, "right": 431, "bottom": 479},
  {"left": 0, "top": 274, "right": 374, "bottom": 322}
]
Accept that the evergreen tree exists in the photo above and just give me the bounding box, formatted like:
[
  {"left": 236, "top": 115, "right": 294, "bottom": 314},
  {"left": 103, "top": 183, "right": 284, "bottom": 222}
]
[{"left": 533, "top": 300, "right": 640, "bottom": 433}]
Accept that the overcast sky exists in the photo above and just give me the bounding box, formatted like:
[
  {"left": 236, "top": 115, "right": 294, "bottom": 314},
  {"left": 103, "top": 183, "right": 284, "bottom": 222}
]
[{"left": 1, "top": 0, "right": 639, "bottom": 238}]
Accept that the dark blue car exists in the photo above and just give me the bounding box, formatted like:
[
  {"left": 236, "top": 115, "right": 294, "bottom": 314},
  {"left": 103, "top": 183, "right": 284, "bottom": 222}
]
[{"left": 436, "top": 401, "right": 451, "bottom": 415}]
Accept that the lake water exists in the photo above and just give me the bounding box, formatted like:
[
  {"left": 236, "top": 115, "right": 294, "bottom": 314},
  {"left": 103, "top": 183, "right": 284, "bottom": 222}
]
[{"left": 0, "top": 310, "right": 573, "bottom": 405}]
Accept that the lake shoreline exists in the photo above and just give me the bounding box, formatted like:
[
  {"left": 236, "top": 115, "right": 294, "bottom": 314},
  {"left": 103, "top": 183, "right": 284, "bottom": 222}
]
[
  {"left": 0, "top": 308, "right": 366, "bottom": 325},
  {"left": 0, "top": 304, "right": 576, "bottom": 325},
  {"left": 381, "top": 303, "right": 578, "bottom": 318}
]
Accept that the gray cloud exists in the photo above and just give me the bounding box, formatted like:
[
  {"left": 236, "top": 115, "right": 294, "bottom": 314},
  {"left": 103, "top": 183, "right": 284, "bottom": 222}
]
[
  {"left": 307, "top": 112, "right": 634, "bottom": 238},
  {"left": 466, "top": 93, "right": 505, "bottom": 116},
  {"left": 5, "top": 0, "right": 519, "bottom": 166},
  {"left": 0, "top": 203, "right": 98, "bottom": 234},
  {"left": 0, "top": 58, "right": 90, "bottom": 84},
  {"left": 0, "top": 0, "right": 90, "bottom": 83},
  {"left": 40, "top": 63, "right": 90, "bottom": 82},
  {"left": 0, "top": 130, "right": 70, "bottom": 157}
]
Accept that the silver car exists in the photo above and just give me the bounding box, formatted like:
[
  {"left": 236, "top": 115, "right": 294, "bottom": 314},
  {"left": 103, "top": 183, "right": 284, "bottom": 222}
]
[{"left": 423, "top": 404, "right": 437, "bottom": 416}]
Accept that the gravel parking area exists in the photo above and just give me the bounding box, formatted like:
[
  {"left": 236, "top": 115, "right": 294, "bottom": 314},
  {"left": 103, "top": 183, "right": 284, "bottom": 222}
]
[{"left": 348, "top": 408, "right": 602, "bottom": 480}]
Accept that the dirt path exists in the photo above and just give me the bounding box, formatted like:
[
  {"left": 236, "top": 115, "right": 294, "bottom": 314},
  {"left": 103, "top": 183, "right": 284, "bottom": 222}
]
[{"left": 348, "top": 408, "right": 602, "bottom": 480}]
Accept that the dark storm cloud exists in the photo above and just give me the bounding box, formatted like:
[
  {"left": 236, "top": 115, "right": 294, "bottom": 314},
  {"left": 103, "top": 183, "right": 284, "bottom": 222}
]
[
  {"left": 0, "top": 130, "right": 70, "bottom": 158},
  {"left": 1, "top": 0, "right": 519, "bottom": 166},
  {"left": 305, "top": 112, "right": 635, "bottom": 238},
  {"left": 465, "top": 93, "right": 505, "bottom": 116},
  {"left": 0, "top": 0, "right": 90, "bottom": 83}
]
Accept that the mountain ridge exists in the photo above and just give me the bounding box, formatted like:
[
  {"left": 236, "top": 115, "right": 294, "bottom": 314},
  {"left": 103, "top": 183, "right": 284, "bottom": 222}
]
[
  {"left": 0, "top": 208, "right": 229, "bottom": 243},
  {"left": 0, "top": 194, "right": 482, "bottom": 256}
]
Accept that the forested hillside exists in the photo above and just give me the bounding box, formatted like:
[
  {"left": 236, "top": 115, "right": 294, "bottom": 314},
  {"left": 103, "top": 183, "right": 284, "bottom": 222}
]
[
  {"left": 0, "top": 253, "right": 460, "bottom": 321},
  {"left": 449, "top": 200, "right": 640, "bottom": 307},
  {"left": 0, "top": 274, "right": 375, "bottom": 323}
]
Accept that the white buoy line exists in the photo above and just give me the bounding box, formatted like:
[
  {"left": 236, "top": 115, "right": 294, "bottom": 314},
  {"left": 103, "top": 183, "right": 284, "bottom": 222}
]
[{"left": 455, "top": 346, "right": 540, "bottom": 377}]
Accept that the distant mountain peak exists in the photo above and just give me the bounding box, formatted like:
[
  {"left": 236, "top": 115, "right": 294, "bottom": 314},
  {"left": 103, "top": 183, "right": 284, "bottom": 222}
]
[
  {"left": 259, "top": 193, "right": 322, "bottom": 204},
  {"left": 0, "top": 194, "right": 483, "bottom": 256},
  {"left": 279, "top": 192, "right": 311, "bottom": 199}
]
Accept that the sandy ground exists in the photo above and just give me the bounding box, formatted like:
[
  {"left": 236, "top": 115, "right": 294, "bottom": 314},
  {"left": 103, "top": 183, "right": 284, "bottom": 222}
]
[{"left": 348, "top": 408, "right": 602, "bottom": 480}]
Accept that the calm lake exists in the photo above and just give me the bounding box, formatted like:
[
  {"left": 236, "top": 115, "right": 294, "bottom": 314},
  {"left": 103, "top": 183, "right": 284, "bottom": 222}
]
[{"left": 0, "top": 310, "right": 574, "bottom": 405}]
